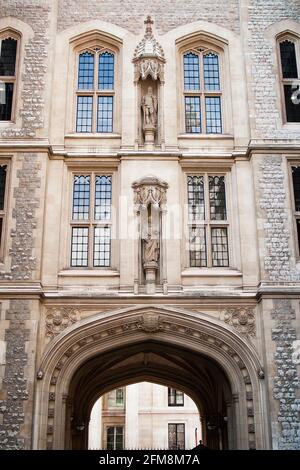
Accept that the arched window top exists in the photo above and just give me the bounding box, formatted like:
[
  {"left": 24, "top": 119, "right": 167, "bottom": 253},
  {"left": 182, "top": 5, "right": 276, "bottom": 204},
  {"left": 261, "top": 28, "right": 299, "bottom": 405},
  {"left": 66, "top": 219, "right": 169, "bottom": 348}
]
[
  {"left": 75, "top": 39, "right": 116, "bottom": 133},
  {"left": 98, "top": 51, "right": 114, "bottom": 90},
  {"left": 77, "top": 49, "right": 115, "bottom": 91},
  {"left": 279, "top": 39, "right": 298, "bottom": 79},
  {"left": 0, "top": 29, "right": 20, "bottom": 122},
  {"left": 183, "top": 49, "right": 220, "bottom": 91}
]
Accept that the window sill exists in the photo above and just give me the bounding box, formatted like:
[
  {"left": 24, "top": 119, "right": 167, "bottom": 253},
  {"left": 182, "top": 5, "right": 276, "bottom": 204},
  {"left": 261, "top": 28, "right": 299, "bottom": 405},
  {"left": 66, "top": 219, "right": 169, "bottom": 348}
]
[
  {"left": 65, "top": 133, "right": 121, "bottom": 139},
  {"left": 178, "top": 133, "right": 234, "bottom": 140},
  {"left": 58, "top": 269, "right": 120, "bottom": 277},
  {"left": 281, "top": 122, "right": 300, "bottom": 129},
  {"left": 181, "top": 268, "right": 242, "bottom": 277},
  {"left": 0, "top": 121, "right": 16, "bottom": 128}
]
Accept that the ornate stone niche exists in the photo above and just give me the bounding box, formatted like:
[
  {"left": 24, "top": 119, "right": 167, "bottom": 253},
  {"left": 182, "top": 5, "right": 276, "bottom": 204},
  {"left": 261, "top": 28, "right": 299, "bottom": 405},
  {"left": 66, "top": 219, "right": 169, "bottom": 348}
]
[
  {"left": 133, "top": 16, "right": 166, "bottom": 150},
  {"left": 132, "top": 175, "right": 168, "bottom": 294}
]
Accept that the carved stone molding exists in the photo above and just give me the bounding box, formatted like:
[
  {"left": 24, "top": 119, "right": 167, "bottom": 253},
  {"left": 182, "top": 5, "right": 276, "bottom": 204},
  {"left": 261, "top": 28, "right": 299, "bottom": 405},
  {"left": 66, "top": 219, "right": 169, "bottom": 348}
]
[
  {"left": 42, "top": 309, "right": 262, "bottom": 449},
  {"left": 45, "top": 307, "right": 80, "bottom": 339},
  {"left": 137, "top": 313, "right": 163, "bottom": 333},
  {"left": 132, "top": 175, "right": 168, "bottom": 208},
  {"left": 223, "top": 307, "right": 256, "bottom": 337},
  {"left": 133, "top": 16, "right": 165, "bottom": 82}
]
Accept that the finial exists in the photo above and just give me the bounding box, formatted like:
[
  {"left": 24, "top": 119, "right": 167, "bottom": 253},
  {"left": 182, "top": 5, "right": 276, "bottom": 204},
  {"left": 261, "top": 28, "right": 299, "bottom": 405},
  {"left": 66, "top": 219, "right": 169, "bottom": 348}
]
[{"left": 144, "top": 15, "right": 154, "bottom": 35}]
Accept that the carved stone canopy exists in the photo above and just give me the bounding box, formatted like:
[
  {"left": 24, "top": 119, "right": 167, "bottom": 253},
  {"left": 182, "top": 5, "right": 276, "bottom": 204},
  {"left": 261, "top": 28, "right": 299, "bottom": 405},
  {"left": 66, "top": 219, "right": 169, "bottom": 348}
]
[
  {"left": 132, "top": 175, "right": 168, "bottom": 208},
  {"left": 133, "top": 16, "right": 165, "bottom": 82}
]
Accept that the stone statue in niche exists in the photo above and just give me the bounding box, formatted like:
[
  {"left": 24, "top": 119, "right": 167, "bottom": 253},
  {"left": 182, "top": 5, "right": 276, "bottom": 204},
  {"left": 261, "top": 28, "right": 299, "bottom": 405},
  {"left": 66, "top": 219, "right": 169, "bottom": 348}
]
[
  {"left": 141, "top": 86, "right": 158, "bottom": 128},
  {"left": 143, "top": 232, "right": 160, "bottom": 263}
]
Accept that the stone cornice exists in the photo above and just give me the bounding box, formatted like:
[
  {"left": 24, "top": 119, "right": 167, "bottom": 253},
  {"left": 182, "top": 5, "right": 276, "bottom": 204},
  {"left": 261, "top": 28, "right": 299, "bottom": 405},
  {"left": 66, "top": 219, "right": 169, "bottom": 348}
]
[{"left": 1, "top": 282, "right": 300, "bottom": 300}]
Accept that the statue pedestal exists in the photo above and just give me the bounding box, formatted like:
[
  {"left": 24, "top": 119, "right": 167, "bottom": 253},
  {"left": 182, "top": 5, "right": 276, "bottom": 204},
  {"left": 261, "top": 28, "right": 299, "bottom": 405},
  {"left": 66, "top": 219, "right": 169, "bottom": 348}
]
[
  {"left": 143, "top": 124, "right": 156, "bottom": 151},
  {"left": 143, "top": 261, "right": 158, "bottom": 294}
]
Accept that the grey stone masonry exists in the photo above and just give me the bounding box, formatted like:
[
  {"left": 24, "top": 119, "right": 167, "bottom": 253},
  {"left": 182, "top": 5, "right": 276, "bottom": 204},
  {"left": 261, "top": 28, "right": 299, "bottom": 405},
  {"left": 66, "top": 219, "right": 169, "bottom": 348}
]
[
  {"left": 57, "top": 0, "right": 240, "bottom": 34},
  {"left": 247, "top": 0, "right": 300, "bottom": 139},
  {"left": 271, "top": 300, "right": 300, "bottom": 450},
  {"left": 0, "top": 300, "right": 30, "bottom": 450},
  {"left": 0, "top": 0, "right": 50, "bottom": 138},
  {"left": 259, "top": 156, "right": 297, "bottom": 282},
  {"left": 0, "top": 154, "right": 41, "bottom": 281}
]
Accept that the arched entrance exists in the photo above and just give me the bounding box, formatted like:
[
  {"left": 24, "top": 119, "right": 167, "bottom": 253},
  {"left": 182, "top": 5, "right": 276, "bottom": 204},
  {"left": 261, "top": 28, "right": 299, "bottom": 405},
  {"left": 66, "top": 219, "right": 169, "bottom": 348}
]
[
  {"left": 68, "top": 341, "right": 231, "bottom": 450},
  {"left": 34, "top": 306, "right": 268, "bottom": 450}
]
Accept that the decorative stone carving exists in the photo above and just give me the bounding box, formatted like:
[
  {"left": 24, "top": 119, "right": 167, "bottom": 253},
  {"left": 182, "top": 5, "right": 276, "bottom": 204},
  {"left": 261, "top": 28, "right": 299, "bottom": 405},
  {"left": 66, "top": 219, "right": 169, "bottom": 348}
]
[
  {"left": 45, "top": 307, "right": 80, "bottom": 339},
  {"left": 137, "top": 313, "right": 163, "bottom": 333},
  {"left": 133, "top": 16, "right": 165, "bottom": 83},
  {"left": 132, "top": 175, "right": 168, "bottom": 208},
  {"left": 257, "top": 368, "right": 265, "bottom": 379},
  {"left": 43, "top": 310, "right": 261, "bottom": 449},
  {"left": 223, "top": 307, "right": 256, "bottom": 337},
  {"left": 37, "top": 370, "right": 44, "bottom": 380}
]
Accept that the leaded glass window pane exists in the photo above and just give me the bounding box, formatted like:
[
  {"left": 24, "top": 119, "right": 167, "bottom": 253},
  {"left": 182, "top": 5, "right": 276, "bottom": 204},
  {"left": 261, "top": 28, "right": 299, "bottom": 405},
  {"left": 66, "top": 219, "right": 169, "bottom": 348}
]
[
  {"left": 203, "top": 53, "right": 220, "bottom": 90},
  {"left": 0, "top": 82, "right": 14, "bottom": 121},
  {"left": 97, "top": 96, "right": 113, "bottom": 132},
  {"left": 168, "top": 388, "right": 184, "bottom": 406},
  {"left": 185, "top": 96, "right": 201, "bottom": 133},
  {"left": 183, "top": 53, "right": 200, "bottom": 90},
  {"left": 72, "top": 175, "right": 90, "bottom": 220},
  {"left": 0, "top": 38, "right": 17, "bottom": 76},
  {"left": 292, "top": 166, "right": 300, "bottom": 212},
  {"left": 280, "top": 40, "right": 298, "bottom": 79},
  {"left": 209, "top": 176, "right": 227, "bottom": 220},
  {"left": 168, "top": 424, "right": 185, "bottom": 450},
  {"left": 0, "top": 165, "right": 7, "bottom": 211},
  {"left": 205, "top": 96, "right": 222, "bottom": 133},
  {"left": 189, "top": 226, "right": 207, "bottom": 267},
  {"left": 93, "top": 226, "right": 111, "bottom": 267},
  {"left": 284, "top": 84, "right": 300, "bottom": 122},
  {"left": 71, "top": 227, "right": 89, "bottom": 267},
  {"left": 95, "top": 175, "right": 112, "bottom": 220},
  {"left": 98, "top": 52, "right": 114, "bottom": 90},
  {"left": 76, "top": 96, "right": 93, "bottom": 132},
  {"left": 187, "top": 176, "right": 205, "bottom": 221},
  {"left": 211, "top": 227, "right": 229, "bottom": 267},
  {"left": 78, "top": 52, "right": 94, "bottom": 89}
]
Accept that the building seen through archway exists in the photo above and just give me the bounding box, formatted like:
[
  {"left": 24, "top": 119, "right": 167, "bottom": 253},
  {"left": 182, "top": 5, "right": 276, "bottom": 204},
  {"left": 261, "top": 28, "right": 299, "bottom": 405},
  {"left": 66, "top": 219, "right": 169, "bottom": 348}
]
[{"left": 88, "top": 383, "right": 202, "bottom": 450}]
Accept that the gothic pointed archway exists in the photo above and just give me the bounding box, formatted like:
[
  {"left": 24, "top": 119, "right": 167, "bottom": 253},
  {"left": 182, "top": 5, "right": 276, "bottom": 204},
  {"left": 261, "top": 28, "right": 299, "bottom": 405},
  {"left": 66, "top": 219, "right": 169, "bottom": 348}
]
[
  {"left": 69, "top": 340, "right": 232, "bottom": 450},
  {"left": 34, "top": 306, "right": 268, "bottom": 450}
]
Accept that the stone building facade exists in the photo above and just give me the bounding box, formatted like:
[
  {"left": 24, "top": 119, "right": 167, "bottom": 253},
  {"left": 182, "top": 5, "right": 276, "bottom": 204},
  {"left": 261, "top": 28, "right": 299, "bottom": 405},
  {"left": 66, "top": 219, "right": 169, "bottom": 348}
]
[
  {"left": 0, "top": 0, "right": 299, "bottom": 450},
  {"left": 88, "top": 384, "right": 201, "bottom": 450}
]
